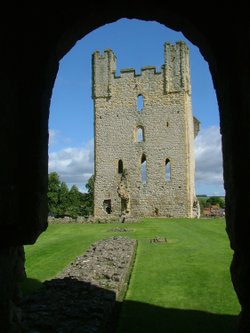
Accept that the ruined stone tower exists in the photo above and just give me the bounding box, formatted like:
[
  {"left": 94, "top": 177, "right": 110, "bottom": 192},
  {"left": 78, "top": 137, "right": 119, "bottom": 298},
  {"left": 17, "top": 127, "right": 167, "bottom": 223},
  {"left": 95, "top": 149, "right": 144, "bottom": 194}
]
[{"left": 92, "top": 41, "right": 200, "bottom": 219}]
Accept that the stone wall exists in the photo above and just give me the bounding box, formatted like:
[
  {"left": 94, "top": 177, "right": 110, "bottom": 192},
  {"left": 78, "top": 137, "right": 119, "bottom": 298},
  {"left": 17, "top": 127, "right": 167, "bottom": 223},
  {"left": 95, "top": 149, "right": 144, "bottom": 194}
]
[{"left": 93, "top": 42, "right": 198, "bottom": 219}]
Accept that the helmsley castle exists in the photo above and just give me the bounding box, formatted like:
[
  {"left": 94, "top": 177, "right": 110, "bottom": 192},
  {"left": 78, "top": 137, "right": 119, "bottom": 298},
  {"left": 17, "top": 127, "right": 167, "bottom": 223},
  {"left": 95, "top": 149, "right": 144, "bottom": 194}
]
[{"left": 92, "top": 41, "right": 200, "bottom": 219}]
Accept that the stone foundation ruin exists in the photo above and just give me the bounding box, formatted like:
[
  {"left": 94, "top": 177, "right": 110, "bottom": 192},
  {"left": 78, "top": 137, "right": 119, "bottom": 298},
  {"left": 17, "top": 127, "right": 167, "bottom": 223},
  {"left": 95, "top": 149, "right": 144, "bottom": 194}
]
[{"left": 21, "top": 236, "right": 137, "bottom": 332}]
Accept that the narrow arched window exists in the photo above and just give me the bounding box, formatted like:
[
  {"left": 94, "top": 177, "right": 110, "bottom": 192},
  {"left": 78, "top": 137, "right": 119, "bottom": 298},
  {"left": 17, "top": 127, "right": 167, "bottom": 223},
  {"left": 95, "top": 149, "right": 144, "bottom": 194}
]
[
  {"left": 118, "top": 159, "right": 123, "bottom": 174},
  {"left": 141, "top": 154, "right": 147, "bottom": 184},
  {"left": 137, "top": 95, "right": 144, "bottom": 112},
  {"left": 165, "top": 158, "right": 171, "bottom": 181},
  {"left": 137, "top": 126, "right": 144, "bottom": 142}
]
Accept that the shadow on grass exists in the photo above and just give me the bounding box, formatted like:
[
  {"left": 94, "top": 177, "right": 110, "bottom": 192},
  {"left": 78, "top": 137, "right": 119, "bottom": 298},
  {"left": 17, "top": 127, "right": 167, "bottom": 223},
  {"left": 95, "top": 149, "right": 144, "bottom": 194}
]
[
  {"left": 21, "top": 277, "right": 117, "bottom": 332},
  {"left": 21, "top": 277, "right": 44, "bottom": 295},
  {"left": 115, "top": 300, "right": 239, "bottom": 333},
  {"left": 20, "top": 277, "right": 239, "bottom": 333}
]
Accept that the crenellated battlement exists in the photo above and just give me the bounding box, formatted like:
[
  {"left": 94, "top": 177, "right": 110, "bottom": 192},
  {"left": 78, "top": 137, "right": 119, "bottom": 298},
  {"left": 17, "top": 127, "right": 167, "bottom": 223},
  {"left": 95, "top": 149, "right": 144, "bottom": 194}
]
[
  {"left": 92, "top": 49, "right": 116, "bottom": 98},
  {"left": 118, "top": 68, "right": 136, "bottom": 78},
  {"left": 113, "top": 66, "right": 162, "bottom": 79},
  {"left": 92, "top": 42, "right": 191, "bottom": 97},
  {"left": 92, "top": 48, "right": 116, "bottom": 61},
  {"left": 141, "top": 66, "right": 160, "bottom": 74}
]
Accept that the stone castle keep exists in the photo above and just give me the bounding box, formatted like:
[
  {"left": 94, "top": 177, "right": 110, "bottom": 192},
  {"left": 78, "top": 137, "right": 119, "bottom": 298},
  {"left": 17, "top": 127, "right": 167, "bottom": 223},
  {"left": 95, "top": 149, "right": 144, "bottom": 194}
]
[{"left": 92, "top": 41, "right": 200, "bottom": 218}]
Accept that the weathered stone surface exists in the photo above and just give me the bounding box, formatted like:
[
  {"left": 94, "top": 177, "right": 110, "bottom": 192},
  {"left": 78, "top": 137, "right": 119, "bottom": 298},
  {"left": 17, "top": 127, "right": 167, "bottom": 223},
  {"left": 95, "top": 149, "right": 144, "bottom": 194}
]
[
  {"left": 58, "top": 236, "right": 137, "bottom": 301},
  {"left": 93, "top": 42, "right": 199, "bottom": 219},
  {"left": 48, "top": 216, "right": 140, "bottom": 224},
  {"left": 150, "top": 236, "right": 168, "bottom": 243},
  {"left": 21, "top": 236, "right": 137, "bottom": 333},
  {"left": 108, "top": 227, "right": 132, "bottom": 232}
]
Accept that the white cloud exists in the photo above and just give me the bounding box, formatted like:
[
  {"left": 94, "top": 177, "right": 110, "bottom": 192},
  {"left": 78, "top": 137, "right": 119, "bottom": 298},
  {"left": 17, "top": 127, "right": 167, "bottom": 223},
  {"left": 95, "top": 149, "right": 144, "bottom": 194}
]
[
  {"left": 49, "top": 129, "right": 73, "bottom": 147},
  {"left": 49, "top": 129, "right": 60, "bottom": 146},
  {"left": 195, "top": 126, "right": 224, "bottom": 195},
  {"left": 49, "top": 139, "right": 94, "bottom": 191}
]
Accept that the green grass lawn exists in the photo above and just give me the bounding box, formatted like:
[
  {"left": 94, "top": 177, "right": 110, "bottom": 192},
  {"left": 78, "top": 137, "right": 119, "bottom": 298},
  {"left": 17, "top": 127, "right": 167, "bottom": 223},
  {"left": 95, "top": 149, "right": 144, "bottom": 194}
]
[{"left": 23, "top": 218, "right": 241, "bottom": 332}]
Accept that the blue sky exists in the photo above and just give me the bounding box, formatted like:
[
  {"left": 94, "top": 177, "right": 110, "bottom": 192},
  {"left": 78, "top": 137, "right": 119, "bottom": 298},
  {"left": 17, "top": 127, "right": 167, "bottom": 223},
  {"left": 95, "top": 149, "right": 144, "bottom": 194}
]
[{"left": 49, "top": 18, "right": 224, "bottom": 196}]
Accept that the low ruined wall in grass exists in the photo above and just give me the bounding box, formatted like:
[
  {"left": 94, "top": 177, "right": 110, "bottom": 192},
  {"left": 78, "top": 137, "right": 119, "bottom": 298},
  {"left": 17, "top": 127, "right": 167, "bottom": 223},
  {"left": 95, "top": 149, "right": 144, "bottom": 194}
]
[
  {"left": 48, "top": 215, "right": 140, "bottom": 224},
  {"left": 21, "top": 236, "right": 137, "bottom": 332}
]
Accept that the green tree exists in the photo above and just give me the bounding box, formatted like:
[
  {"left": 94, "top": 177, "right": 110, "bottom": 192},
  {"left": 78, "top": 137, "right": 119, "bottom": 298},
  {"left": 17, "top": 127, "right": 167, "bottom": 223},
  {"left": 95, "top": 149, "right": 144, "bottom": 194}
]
[
  {"left": 81, "top": 175, "right": 94, "bottom": 216},
  {"left": 48, "top": 172, "right": 61, "bottom": 216},
  {"left": 57, "top": 182, "right": 69, "bottom": 216},
  {"left": 206, "top": 196, "right": 225, "bottom": 208},
  {"left": 48, "top": 172, "right": 94, "bottom": 218},
  {"left": 67, "top": 184, "right": 82, "bottom": 218},
  {"left": 197, "top": 197, "right": 208, "bottom": 212},
  {"left": 85, "top": 175, "right": 94, "bottom": 197}
]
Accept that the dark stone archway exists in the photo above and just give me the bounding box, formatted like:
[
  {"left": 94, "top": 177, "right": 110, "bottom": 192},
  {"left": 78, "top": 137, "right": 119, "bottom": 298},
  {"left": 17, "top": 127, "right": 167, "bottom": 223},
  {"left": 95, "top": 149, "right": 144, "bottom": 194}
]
[{"left": 0, "top": 3, "right": 249, "bottom": 332}]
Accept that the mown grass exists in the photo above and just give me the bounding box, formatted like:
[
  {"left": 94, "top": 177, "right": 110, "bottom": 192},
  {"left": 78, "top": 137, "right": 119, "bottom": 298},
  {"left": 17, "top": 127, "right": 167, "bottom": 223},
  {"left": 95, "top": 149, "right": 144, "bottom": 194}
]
[{"left": 22, "top": 218, "right": 241, "bottom": 332}]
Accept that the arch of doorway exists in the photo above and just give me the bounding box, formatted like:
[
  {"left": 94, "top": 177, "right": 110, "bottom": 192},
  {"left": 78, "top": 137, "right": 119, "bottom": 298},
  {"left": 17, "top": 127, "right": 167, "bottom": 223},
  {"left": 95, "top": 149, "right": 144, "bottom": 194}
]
[{"left": 0, "top": 4, "right": 249, "bottom": 332}]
